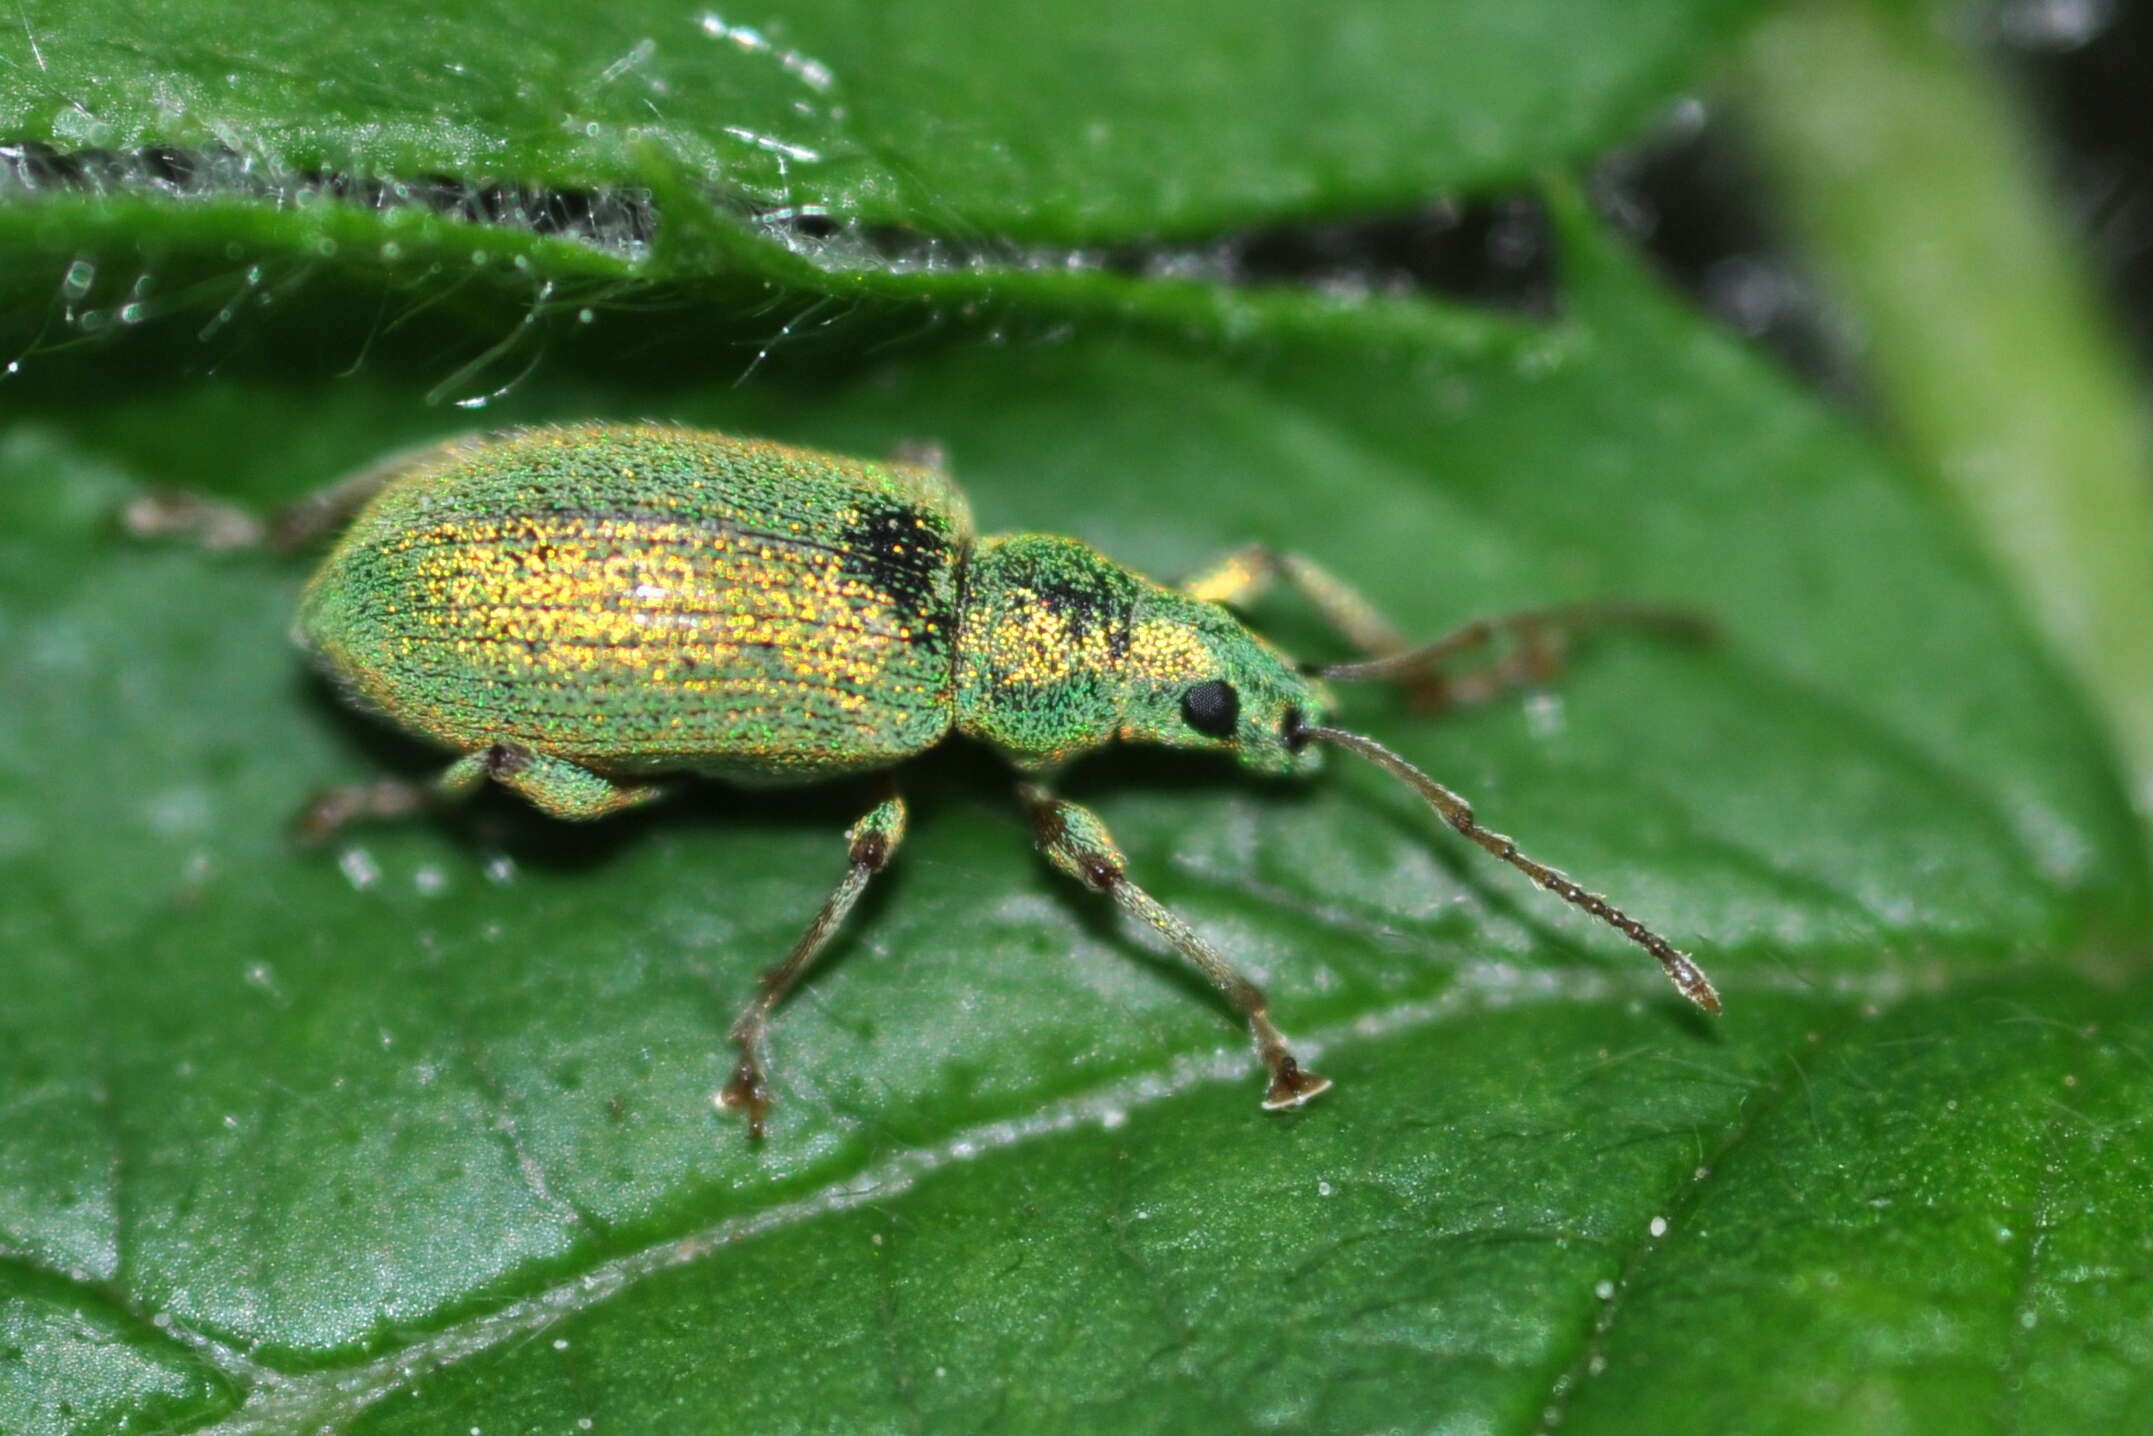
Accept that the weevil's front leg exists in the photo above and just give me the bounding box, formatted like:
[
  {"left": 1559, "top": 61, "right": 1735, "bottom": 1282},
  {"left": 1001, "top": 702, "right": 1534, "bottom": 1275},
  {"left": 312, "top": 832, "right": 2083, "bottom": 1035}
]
[
  {"left": 1184, "top": 547, "right": 1709, "bottom": 714},
  {"left": 1019, "top": 784, "right": 1329, "bottom": 1111},
  {"left": 1319, "top": 602, "right": 1712, "bottom": 713},
  {"left": 1182, "top": 543, "right": 1412, "bottom": 660},
  {"left": 719, "top": 793, "right": 907, "bottom": 1139},
  {"left": 123, "top": 434, "right": 483, "bottom": 553},
  {"left": 1182, "top": 543, "right": 1461, "bottom": 708},
  {"left": 296, "top": 742, "right": 670, "bottom": 842}
]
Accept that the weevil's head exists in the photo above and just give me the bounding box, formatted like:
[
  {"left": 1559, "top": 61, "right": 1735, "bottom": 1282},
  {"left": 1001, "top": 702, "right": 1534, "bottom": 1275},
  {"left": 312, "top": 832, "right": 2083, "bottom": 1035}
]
[
  {"left": 954, "top": 535, "right": 1329, "bottom": 776},
  {"left": 1112, "top": 587, "right": 1331, "bottom": 777}
]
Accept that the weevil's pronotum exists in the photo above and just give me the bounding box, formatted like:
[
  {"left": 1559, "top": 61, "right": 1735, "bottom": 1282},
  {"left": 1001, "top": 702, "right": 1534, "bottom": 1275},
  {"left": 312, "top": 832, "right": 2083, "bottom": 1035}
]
[{"left": 132, "top": 424, "right": 1720, "bottom": 1136}]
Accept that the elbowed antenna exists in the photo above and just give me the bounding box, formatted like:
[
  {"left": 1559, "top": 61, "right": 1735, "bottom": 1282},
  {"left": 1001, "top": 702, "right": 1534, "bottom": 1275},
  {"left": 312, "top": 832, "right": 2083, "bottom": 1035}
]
[{"left": 1303, "top": 725, "right": 1721, "bottom": 1014}]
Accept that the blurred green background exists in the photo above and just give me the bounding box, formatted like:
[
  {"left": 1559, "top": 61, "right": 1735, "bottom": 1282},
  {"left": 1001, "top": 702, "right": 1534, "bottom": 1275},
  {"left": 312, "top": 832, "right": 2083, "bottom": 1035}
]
[{"left": 4, "top": 2, "right": 2153, "bottom": 1432}]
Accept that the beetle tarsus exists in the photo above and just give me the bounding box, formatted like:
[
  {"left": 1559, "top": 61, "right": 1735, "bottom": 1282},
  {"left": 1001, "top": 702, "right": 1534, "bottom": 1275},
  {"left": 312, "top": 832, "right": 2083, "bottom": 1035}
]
[
  {"left": 1262, "top": 1054, "right": 1332, "bottom": 1110},
  {"left": 291, "top": 778, "right": 429, "bottom": 846},
  {"left": 719, "top": 1056, "right": 771, "bottom": 1141},
  {"left": 119, "top": 488, "right": 269, "bottom": 551}
]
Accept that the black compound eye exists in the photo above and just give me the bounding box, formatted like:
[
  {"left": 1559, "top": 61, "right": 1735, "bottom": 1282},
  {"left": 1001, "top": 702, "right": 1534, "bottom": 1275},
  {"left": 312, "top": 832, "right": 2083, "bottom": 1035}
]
[{"left": 1181, "top": 680, "right": 1240, "bottom": 739}]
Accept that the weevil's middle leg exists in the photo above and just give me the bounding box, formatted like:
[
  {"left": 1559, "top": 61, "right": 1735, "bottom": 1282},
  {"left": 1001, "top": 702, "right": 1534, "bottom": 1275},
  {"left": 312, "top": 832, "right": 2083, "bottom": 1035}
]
[
  {"left": 295, "top": 743, "right": 670, "bottom": 842},
  {"left": 1020, "top": 784, "right": 1329, "bottom": 1111},
  {"left": 719, "top": 793, "right": 908, "bottom": 1140}
]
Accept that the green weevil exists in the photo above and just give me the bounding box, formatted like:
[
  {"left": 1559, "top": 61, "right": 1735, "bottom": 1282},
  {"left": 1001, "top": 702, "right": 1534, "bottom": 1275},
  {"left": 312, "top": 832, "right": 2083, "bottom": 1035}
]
[{"left": 131, "top": 422, "right": 1720, "bottom": 1137}]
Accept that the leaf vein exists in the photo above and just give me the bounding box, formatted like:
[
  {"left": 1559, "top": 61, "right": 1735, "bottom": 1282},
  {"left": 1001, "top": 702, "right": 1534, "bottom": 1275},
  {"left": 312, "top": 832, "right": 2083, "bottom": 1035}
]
[{"left": 1525, "top": 1006, "right": 1870, "bottom": 1436}]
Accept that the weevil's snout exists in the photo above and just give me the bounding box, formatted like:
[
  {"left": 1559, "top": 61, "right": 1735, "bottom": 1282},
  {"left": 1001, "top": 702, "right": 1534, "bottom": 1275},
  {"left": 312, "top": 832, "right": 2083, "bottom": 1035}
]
[
  {"left": 1280, "top": 701, "right": 1319, "bottom": 766},
  {"left": 1250, "top": 687, "right": 1329, "bottom": 778}
]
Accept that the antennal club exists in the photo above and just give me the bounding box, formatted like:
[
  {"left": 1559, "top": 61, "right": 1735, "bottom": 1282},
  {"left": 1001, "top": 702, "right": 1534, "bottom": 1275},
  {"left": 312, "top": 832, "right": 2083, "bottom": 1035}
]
[{"left": 1306, "top": 725, "right": 1721, "bottom": 1014}]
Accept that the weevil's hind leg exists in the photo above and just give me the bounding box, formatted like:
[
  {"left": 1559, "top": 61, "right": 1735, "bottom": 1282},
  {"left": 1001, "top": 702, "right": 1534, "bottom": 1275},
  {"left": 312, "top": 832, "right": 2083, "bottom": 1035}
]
[
  {"left": 719, "top": 793, "right": 907, "bottom": 1139},
  {"left": 889, "top": 438, "right": 950, "bottom": 473},
  {"left": 1321, "top": 602, "right": 1713, "bottom": 714},
  {"left": 122, "top": 433, "right": 483, "bottom": 553},
  {"left": 295, "top": 743, "right": 670, "bottom": 843},
  {"left": 1182, "top": 543, "right": 1413, "bottom": 660},
  {"left": 117, "top": 488, "right": 275, "bottom": 552},
  {"left": 1020, "top": 784, "right": 1329, "bottom": 1111},
  {"left": 265, "top": 436, "right": 487, "bottom": 549}
]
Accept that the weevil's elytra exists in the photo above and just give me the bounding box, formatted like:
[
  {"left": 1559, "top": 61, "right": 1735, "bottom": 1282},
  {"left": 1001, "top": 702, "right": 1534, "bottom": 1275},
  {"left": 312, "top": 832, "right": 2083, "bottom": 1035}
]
[
  {"left": 300, "top": 428, "right": 971, "bottom": 785},
  {"left": 172, "top": 421, "right": 1720, "bottom": 1137}
]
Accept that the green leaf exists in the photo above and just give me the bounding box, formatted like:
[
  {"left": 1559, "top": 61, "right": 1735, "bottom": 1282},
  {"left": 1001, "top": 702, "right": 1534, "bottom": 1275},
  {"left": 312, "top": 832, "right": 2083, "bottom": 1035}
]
[
  {"left": 4, "top": 213, "right": 2149, "bottom": 1430},
  {"left": 2, "top": 0, "right": 1760, "bottom": 239},
  {"left": 5, "top": 2, "right": 2152, "bottom": 1433}
]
